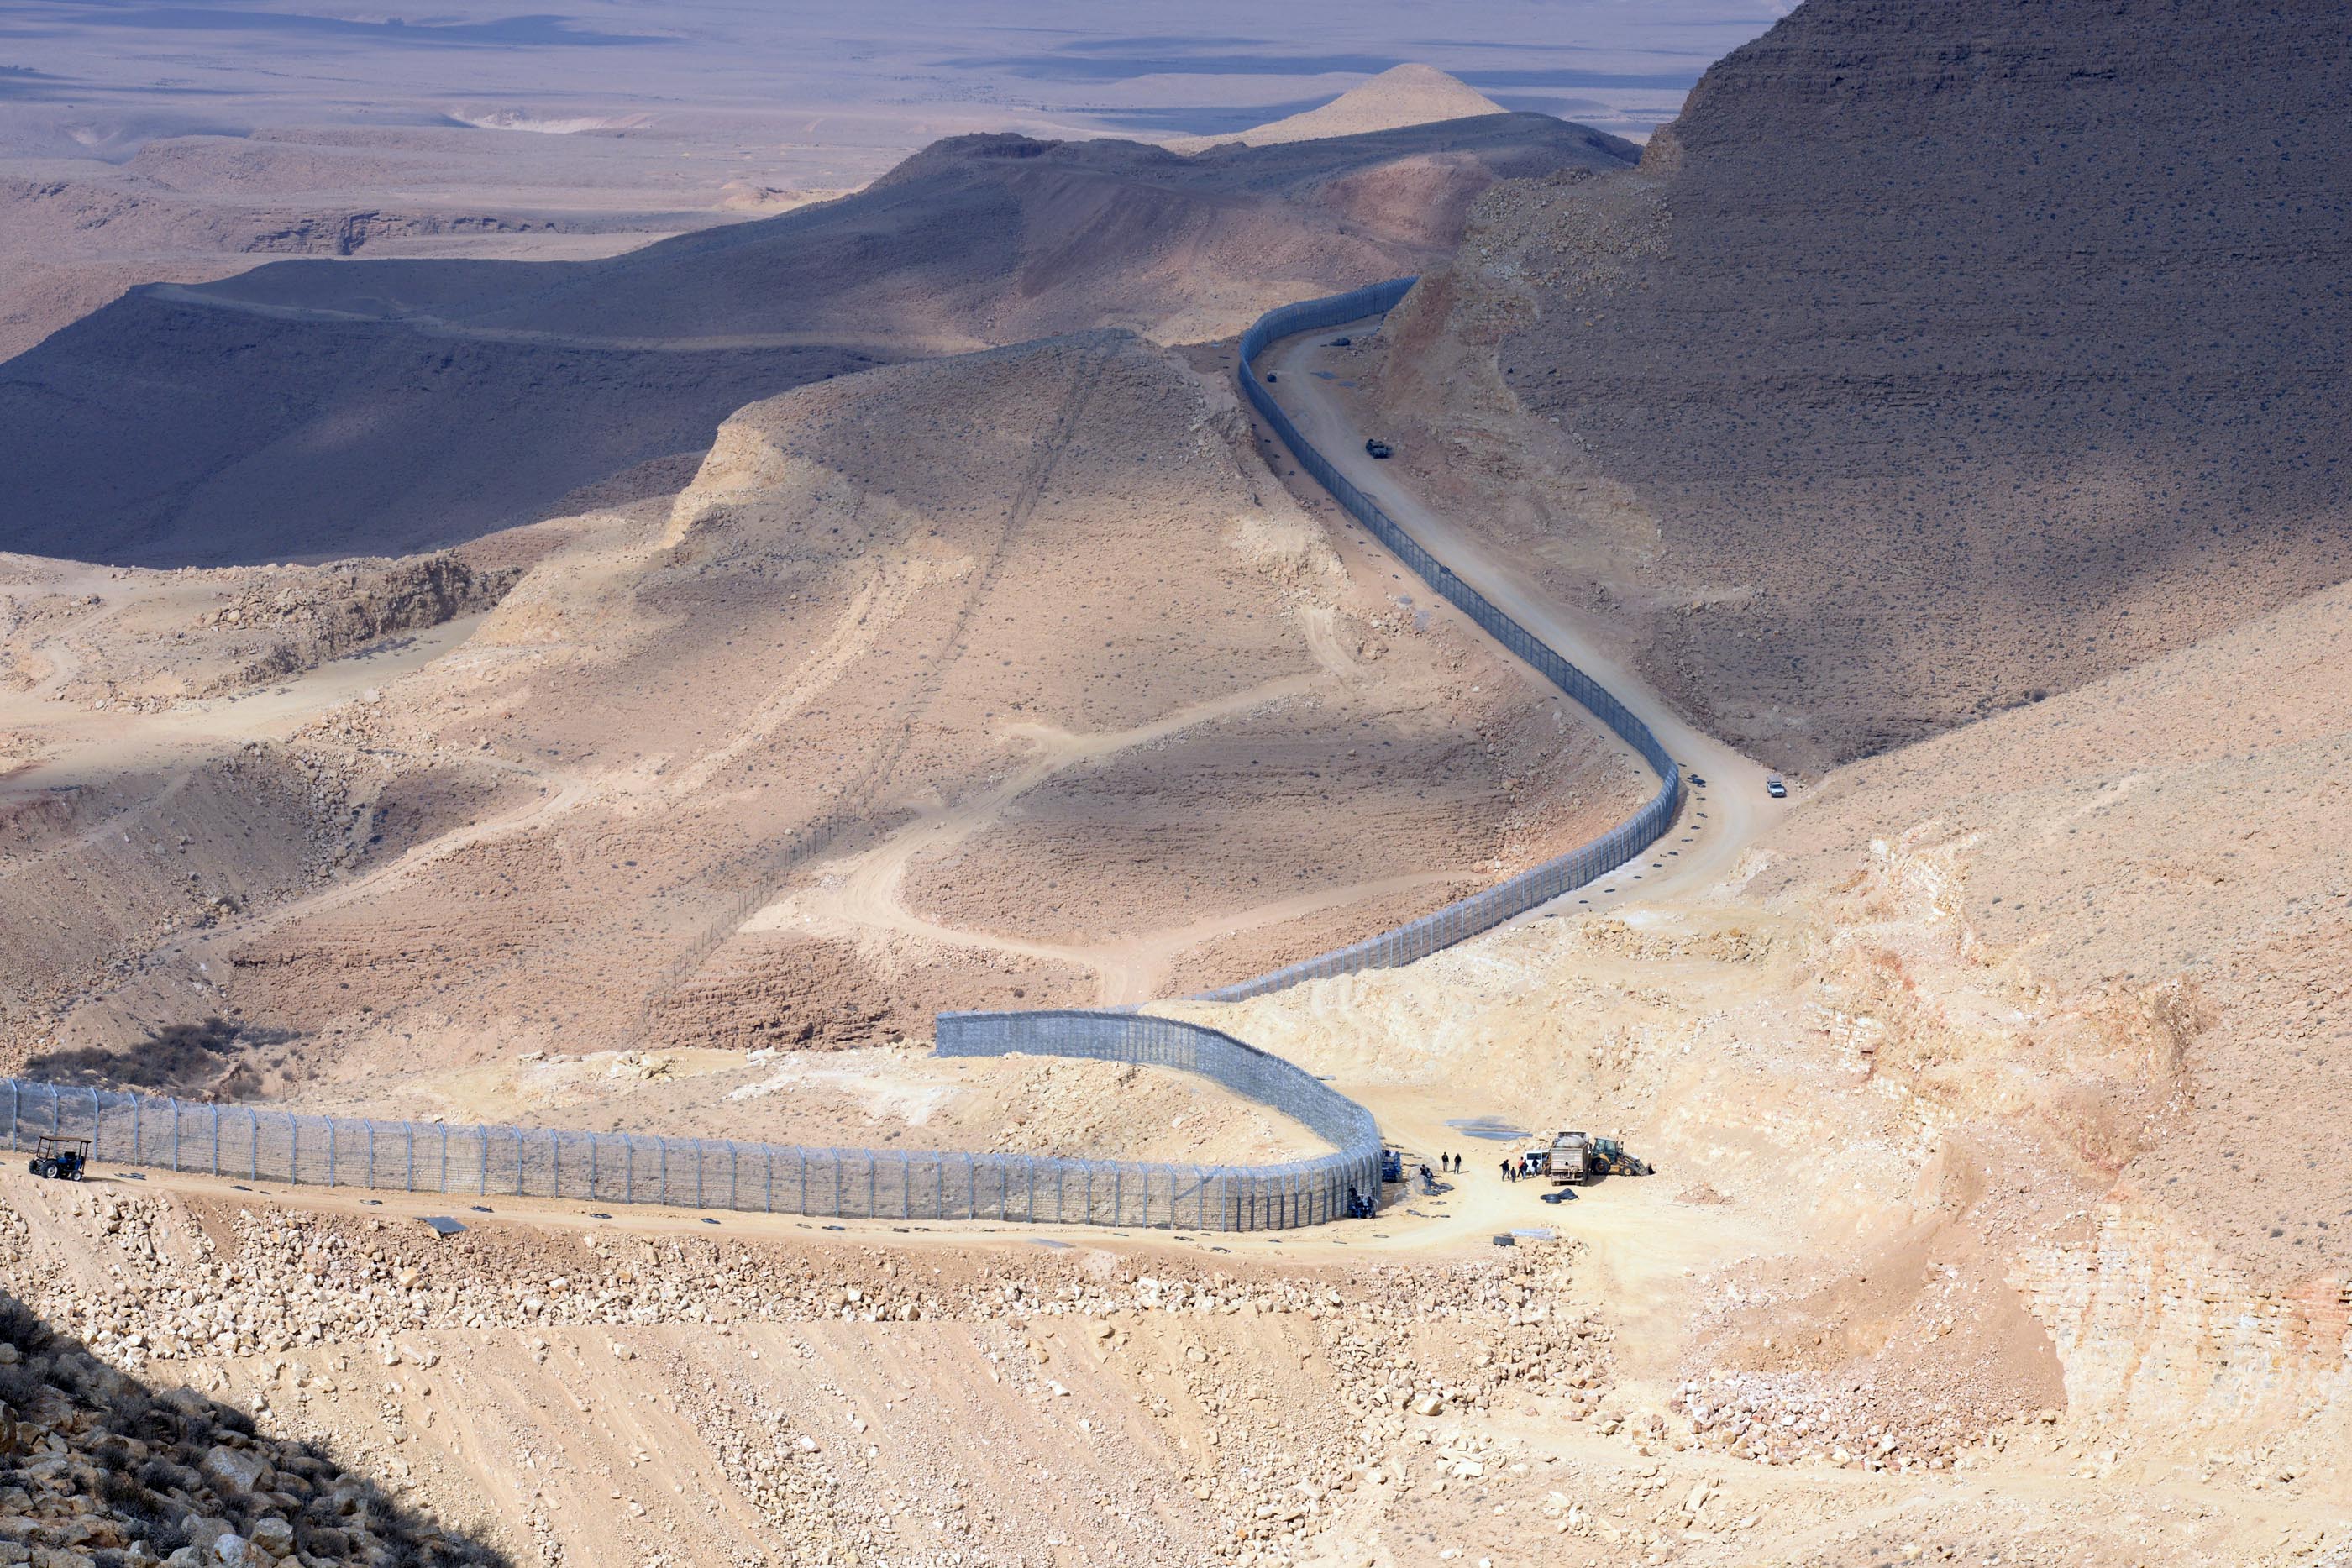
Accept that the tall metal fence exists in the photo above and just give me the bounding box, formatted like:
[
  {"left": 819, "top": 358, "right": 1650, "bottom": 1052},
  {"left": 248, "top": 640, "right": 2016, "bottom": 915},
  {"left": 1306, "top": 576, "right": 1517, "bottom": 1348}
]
[
  {"left": 2, "top": 1010, "right": 1378, "bottom": 1230},
  {"left": 1203, "top": 278, "right": 1683, "bottom": 1000},
  {"left": 4, "top": 282, "right": 1685, "bottom": 1233}
]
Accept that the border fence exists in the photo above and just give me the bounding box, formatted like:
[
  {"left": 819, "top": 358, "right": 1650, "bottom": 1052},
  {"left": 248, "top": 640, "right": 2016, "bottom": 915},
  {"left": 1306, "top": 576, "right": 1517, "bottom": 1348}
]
[
  {"left": 3, "top": 1011, "right": 1378, "bottom": 1230},
  {"left": 3, "top": 281, "right": 1682, "bottom": 1230},
  {"left": 1205, "top": 277, "right": 1682, "bottom": 1000}
]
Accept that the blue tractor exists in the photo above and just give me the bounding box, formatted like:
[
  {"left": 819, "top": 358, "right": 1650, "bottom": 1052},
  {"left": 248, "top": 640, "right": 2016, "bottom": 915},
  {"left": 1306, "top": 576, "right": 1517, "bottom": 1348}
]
[{"left": 28, "top": 1135, "right": 89, "bottom": 1182}]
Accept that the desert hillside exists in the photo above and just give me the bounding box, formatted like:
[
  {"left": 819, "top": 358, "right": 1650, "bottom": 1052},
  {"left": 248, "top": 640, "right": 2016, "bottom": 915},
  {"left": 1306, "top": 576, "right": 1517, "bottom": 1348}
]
[
  {"left": 0, "top": 328, "right": 1642, "bottom": 1087},
  {"left": 1152, "top": 557, "right": 2350, "bottom": 1542},
  {"left": 1361, "top": 0, "right": 2351, "bottom": 771},
  {"left": 0, "top": 116, "right": 1634, "bottom": 569},
  {"left": 3, "top": 3, "right": 2348, "bottom": 1565}
]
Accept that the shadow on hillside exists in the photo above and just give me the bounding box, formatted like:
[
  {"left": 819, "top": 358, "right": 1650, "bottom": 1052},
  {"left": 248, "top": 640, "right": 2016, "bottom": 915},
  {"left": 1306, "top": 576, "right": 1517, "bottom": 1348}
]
[{"left": 0, "top": 1293, "right": 507, "bottom": 1566}]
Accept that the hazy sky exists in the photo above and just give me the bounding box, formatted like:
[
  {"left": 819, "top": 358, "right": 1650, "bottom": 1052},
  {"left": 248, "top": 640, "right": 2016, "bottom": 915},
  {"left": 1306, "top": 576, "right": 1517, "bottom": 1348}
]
[{"left": 0, "top": 0, "right": 1793, "bottom": 141}]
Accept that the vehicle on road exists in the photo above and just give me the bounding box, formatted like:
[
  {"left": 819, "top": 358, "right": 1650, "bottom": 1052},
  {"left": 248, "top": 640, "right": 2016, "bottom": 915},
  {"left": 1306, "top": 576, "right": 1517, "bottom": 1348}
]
[
  {"left": 1766, "top": 774, "right": 1788, "bottom": 799},
  {"left": 1329, "top": 336, "right": 1352, "bottom": 347},
  {"left": 27, "top": 1135, "right": 88, "bottom": 1182},
  {"left": 1364, "top": 438, "right": 1394, "bottom": 459}
]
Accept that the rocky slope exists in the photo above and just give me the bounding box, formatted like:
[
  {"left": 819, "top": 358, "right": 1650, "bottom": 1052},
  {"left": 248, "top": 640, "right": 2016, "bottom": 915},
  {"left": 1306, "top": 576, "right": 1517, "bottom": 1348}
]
[
  {"left": 1366, "top": 0, "right": 2351, "bottom": 771},
  {"left": 0, "top": 1286, "right": 500, "bottom": 1566}
]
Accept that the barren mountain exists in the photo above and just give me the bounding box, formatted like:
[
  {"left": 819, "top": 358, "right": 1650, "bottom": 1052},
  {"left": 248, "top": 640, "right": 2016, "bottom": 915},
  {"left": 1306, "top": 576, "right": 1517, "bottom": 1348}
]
[
  {"left": 1361, "top": 0, "right": 2352, "bottom": 771},
  {"left": 1167, "top": 64, "right": 1512, "bottom": 150},
  {"left": 0, "top": 116, "right": 1634, "bottom": 570}
]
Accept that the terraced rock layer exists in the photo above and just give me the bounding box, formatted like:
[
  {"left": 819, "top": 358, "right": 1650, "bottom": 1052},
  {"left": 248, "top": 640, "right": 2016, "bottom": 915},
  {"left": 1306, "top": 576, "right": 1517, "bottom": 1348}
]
[{"left": 1383, "top": 0, "right": 2352, "bottom": 770}]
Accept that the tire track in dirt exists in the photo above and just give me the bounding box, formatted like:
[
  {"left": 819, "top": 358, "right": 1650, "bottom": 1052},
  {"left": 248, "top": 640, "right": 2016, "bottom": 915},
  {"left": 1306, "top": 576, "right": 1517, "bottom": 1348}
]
[
  {"left": 635, "top": 345, "right": 1113, "bottom": 1022},
  {"left": 756, "top": 669, "right": 1469, "bottom": 1005}
]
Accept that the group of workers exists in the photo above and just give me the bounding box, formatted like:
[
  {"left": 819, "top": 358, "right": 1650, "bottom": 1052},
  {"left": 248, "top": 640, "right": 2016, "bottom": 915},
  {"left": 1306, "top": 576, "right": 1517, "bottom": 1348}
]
[{"left": 1500, "top": 1150, "right": 1549, "bottom": 1182}]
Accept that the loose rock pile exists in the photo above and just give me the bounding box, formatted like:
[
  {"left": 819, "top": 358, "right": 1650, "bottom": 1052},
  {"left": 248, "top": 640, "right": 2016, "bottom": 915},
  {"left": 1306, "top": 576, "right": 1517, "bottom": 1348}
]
[{"left": 0, "top": 1293, "right": 503, "bottom": 1568}]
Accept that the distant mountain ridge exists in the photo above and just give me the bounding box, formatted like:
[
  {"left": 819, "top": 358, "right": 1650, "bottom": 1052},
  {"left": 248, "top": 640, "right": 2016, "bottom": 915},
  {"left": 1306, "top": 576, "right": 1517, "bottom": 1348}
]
[
  {"left": 0, "top": 114, "right": 1635, "bottom": 568},
  {"left": 1168, "top": 65, "right": 1511, "bottom": 151}
]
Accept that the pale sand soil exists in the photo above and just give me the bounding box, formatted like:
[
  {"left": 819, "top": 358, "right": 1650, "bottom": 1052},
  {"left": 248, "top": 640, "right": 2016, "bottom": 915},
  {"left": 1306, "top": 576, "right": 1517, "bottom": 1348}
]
[{"left": 284, "top": 1044, "right": 1330, "bottom": 1167}]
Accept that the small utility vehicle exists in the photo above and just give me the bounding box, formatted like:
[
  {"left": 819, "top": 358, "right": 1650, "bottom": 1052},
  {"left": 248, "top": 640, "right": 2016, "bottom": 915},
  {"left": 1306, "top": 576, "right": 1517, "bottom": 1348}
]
[
  {"left": 27, "top": 1135, "right": 89, "bottom": 1182},
  {"left": 1364, "top": 438, "right": 1394, "bottom": 459}
]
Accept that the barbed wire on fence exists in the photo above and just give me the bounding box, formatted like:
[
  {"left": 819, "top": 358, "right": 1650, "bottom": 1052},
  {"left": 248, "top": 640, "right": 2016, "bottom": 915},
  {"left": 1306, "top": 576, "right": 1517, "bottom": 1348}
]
[{"left": 8, "top": 280, "right": 1682, "bottom": 1232}]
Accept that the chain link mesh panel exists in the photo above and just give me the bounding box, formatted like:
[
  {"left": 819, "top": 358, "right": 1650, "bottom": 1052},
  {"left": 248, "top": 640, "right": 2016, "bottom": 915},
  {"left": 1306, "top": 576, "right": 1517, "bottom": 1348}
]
[{"left": 1, "top": 1006, "right": 1382, "bottom": 1230}]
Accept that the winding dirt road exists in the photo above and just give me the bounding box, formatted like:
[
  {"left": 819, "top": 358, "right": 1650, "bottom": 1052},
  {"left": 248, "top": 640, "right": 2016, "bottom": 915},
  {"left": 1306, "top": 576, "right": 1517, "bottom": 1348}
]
[{"left": 1257, "top": 318, "right": 1777, "bottom": 919}]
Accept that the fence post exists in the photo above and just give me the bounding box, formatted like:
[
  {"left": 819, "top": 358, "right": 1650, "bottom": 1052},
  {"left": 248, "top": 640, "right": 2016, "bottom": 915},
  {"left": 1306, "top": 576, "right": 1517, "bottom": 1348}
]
[
  {"left": 327, "top": 1120, "right": 336, "bottom": 1188},
  {"left": 515, "top": 1128, "right": 525, "bottom": 1198},
  {"left": 899, "top": 1155, "right": 911, "bottom": 1220},
  {"left": 88, "top": 1088, "right": 99, "bottom": 1153},
  {"left": 6, "top": 1079, "right": 14, "bottom": 1151},
  {"left": 407, "top": 1125, "right": 416, "bottom": 1193},
  {"left": 441, "top": 1125, "right": 449, "bottom": 1192},
  {"left": 695, "top": 1142, "right": 704, "bottom": 1210},
  {"left": 659, "top": 1138, "right": 669, "bottom": 1206},
  {"left": 764, "top": 1147, "right": 774, "bottom": 1213},
  {"left": 131, "top": 1095, "right": 139, "bottom": 1164},
  {"left": 625, "top": 1138, "right": 634, "bottom": 1203},
  {"left": 479, "top": 1126, "right": 489, "bottom": 1196},
  {"left": 589, "top": 1133, "right": 598, "bottom": 1202},
  {"left": 550, "top": 1129, "right": 559, "bottom": 1199},
  {"left": 169, "top": 1099, "right": 180, "bottom": 1172}
]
